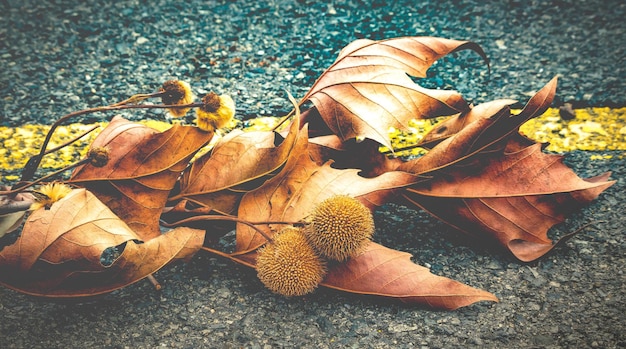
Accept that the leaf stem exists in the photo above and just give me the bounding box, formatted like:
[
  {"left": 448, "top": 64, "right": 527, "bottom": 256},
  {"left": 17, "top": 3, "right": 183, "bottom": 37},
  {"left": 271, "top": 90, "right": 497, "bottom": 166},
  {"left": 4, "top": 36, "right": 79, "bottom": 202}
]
[
  {"left": 18, "top": 100, "right": 203, "bottom": 183},
  {"left": 271, "top": 109, "right": 295, "bottom": 132},
  {"left": 161, "top": 214, "right": 302, "bottom": 244},
  {"left": 3, "top": 158, "right": 90, "bottom": 195},
  {"left": 146, "top": 274, "right": 162, "bottom": 291}
]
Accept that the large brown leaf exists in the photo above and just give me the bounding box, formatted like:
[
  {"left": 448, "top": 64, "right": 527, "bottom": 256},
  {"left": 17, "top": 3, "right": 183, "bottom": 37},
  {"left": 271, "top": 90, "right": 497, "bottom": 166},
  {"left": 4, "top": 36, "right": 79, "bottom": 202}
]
[
  {"left": 0, "top": 188, "right": 204, "bottom": 297},
  {"left": 417, "top": 98, "right": 517, "bottom": 149},
  {"left": 403, "top": 143, "right": 615, "bottom": 261},
  {"left": 70, "top": 116, "right": 213, "bottom": 239},
  {"left": 398, "top": 77, "right": 558, "bottom": 175},
  {"left": 322, "top": 242, "right": 497, "bottom": 309},
  {"left": 214, "top": 242, "right": 497, "bottom": 310},
  {"left": 300, "top": 37, "right": 488, "bottom": 148},
  {"left": 235, "top": 124, "right": 417, "bottom": 253},
  {"left": 172, "top": 114, "right": 301, "bottom": 215}
]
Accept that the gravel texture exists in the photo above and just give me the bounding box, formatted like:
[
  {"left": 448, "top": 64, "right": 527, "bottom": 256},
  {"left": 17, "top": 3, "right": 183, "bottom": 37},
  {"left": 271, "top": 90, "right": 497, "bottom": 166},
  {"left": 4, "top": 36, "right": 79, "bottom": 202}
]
[
  {"left": 0, "top": 0, "right": 624, "bottom": 348},
  {"left": 0, "top": 0, "right": 625, "bottom": 127}
]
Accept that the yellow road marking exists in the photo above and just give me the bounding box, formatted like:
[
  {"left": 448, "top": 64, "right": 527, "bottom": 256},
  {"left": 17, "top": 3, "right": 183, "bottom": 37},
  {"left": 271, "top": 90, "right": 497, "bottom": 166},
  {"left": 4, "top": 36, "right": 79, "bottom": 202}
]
[{"left": 1, "top": 108, "right": 624, "bottom": 181}]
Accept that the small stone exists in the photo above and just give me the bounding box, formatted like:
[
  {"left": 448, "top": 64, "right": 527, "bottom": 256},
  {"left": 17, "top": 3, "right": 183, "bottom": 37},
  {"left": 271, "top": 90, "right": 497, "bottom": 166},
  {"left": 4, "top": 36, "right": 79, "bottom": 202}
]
[
  {"left": 388, "top": 323, "right": 418, "bottom": 333},
  {"left": 559, "top": 103, "right": 576, "bottom": 120}
]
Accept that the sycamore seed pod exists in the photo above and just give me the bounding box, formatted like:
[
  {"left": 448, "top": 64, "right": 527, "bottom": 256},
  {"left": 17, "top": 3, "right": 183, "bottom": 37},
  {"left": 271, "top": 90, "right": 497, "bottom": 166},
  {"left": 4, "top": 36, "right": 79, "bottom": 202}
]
[
  {"left": 305, "top": 195, "right": 375, "bottom": 261},
  {"left": 159, "top": 80, "right": 194, "bottom": 117},
  {"left": 87, "top": 146, "right": 110, "bottom": 167},
  {"left": 256, "top": 227, "right": 326, "bottom": 297},
  {"left": 195, "top": 92, "right": 235, "bottom": 132},
  {"left": 30, "top": 182, "right": 73, "bottom": 210}
]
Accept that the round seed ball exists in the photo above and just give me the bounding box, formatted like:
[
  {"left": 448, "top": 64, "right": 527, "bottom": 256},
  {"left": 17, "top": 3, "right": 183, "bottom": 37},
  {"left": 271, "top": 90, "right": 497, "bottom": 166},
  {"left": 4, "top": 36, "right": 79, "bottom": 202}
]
[
  {"left": 305, "top": 195, "right": 375, "bottom": 261},
  {"left": 256, "top": 227, "right": 326, "bottom": 297}
]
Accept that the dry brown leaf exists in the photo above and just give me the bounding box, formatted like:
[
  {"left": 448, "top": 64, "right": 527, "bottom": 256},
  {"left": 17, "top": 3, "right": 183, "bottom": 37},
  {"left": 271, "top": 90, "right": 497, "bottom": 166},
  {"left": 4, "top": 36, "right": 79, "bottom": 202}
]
[
  {"left": 300, "top": 37, "right": 488, "bottom": 148},
  {"left": 0, "top": 188, "right": 204, "bottom": 297},
  {"left": 398, "top": 77, "right": 558, "bottom": 175},
  {"left": 322, "top": 242, "right": 498, "bottom": 309},
  {"left": 418, "top": 98, "right": 517, "bottom": 149},
  {"left": 215, "top": 241, "right": 497, "bottom": 310},
  {"left": 235, "top": 124, "right": 417, "bottom": 253},
  {"left": 70, "top": 116, "right": 213, "bottom": 240},
  {"left": 403, "top": 143, "right": 615, "bottom": 261},
  {"left": 172, "top": 113, "right": 301, "bottom": 215}
]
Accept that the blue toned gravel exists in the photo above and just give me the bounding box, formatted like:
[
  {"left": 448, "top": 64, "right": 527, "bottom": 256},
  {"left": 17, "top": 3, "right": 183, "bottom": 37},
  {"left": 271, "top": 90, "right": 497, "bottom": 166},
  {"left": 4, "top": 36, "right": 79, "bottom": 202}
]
[{"left": 0, "top": 1, "right": 624, "bottom": 348}]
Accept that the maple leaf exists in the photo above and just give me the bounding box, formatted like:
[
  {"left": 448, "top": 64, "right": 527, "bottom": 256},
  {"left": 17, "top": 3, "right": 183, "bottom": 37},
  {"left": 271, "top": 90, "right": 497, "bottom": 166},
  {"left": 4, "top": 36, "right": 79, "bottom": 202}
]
[
  {"left": 403, "top": 142, "right": 615, "bottom": 262},
  {"left": 69, "top": 116, "right": 213, "bottom": 240},
  {"left": 398, "top": 77, "right": 615, "bottom": 261},
  {"left": 298, "top": 36, "right": 488, "bottom": 148},
  {"left": 398, "top": 77, "right": 559, "bottom": 175},
  {"left": 322, "top": 242, "right": 497, "bottom": 309},
  {"left": 0, "top": 188, "right": 204, "bottom": 297}
]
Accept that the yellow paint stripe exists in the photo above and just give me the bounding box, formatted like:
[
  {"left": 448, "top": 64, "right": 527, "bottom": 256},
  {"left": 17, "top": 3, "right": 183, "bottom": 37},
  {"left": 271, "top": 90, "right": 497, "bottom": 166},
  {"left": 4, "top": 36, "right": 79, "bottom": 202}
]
[
  {"left": 1, "top": 108, "right": 624, "bottom": 180},
  {"left": 390, "top": 107, "right": 626, "bottom": 157}
]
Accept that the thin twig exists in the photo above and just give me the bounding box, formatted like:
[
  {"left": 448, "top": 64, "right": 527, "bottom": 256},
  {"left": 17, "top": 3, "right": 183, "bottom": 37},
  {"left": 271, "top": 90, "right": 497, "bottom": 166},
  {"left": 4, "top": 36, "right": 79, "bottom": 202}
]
[
  {"left": 19, "top": 102, "right": 203, "bottom": 183},
  {"left": 199, "top": 246, "right": 256, "bottom": 268},
  {"left": 161, "top": 214, "right": 301, "bottom": 244},
  {"left": 146, "top": 274, "right": 162, "bottom": 291},
  {"left": 3, "top": 158, "right": 90, "bottom": 195},
  {"left": 271, "top": 109, "right": 296, "bottom": 132},
  {"left": 41, "top": 124, "right": 99, "bottom": 155}
]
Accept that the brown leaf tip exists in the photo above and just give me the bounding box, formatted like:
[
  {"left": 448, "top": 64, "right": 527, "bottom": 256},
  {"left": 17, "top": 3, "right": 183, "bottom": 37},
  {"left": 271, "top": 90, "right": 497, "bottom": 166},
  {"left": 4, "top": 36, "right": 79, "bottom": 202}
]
[
  {"left": 305, "top": 195, "right": 375, "bottom": 261},
  {"left": 256, "top": 227, "right": 326, "bottom": 297},
  {"left": 159, "top": 80, "right": 194, "bottom": 117}
]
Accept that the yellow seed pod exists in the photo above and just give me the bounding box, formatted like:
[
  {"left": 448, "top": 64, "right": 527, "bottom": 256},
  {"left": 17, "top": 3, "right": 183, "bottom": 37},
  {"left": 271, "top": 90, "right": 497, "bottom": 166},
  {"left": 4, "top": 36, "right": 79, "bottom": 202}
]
[
  {"left": 87, "top": 146, "right": 110, "bottom": 167},
  {"left": 305, "top": 195, "right": 375, "bottom": 261},
  {"left": 159, "top": 80, "right": 194, "bottom": 117},
  {"left": 195, "top": 92, "right": 235, "bottom": 132},
  {"left": 30, "top": 182, "right": 73, "bottom": 210},
  {"left": 256, "top": 227, "right": 326, "bottom": 297}
]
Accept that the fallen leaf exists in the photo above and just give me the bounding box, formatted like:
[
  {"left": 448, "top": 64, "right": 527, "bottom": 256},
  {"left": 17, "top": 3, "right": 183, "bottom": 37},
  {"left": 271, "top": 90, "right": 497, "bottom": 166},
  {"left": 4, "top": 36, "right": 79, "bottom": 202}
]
[
  {"left": 399, "top": 77, "right": 558, "bottom": 175},
  {"left": 299, "top": 37, "right": 488, "bottom": 148},
  {"left": 70, "top": 116, "right": 213, "bottom": 240},
  {"left": 403, "top": 143, "right": 615, "bottom": 261},
  {"left": 172, "top": 113, "right": 301, "bottom": 215},
  {"left": 216, "top": 242, "right": 498, "bottom": 310},
  {"left": 0, "top": 188, "right": 204, "bottom": 297},
  {"left": 418, "top": 98, "right": 517, "bottom": 149},
  {"left": 235, "top": 124, "right": 417, "bottom": 253},
  {"left": 322, "top": 242, "right": 498, "bottom": 309}
]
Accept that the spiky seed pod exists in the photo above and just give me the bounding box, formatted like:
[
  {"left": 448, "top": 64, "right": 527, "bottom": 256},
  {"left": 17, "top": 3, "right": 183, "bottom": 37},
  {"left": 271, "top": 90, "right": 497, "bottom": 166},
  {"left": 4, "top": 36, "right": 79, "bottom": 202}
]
[
  {"left": 87, "top": 146, "right": 110, "bottom": 167},
  {"left": 256, "top": 227, "right": 326, "bottom": 297},
  {"left": 305, "top": 195, "right": 375, "bottom": 261},
  {"left": 195, "top": 92, "right": 235, "bottom": 132},
  {"left": 30, "top": 182, "right": 73, "bottom": 210},
  {"left": 159, "top": 80, "right": 194, "bottom": 117}
]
